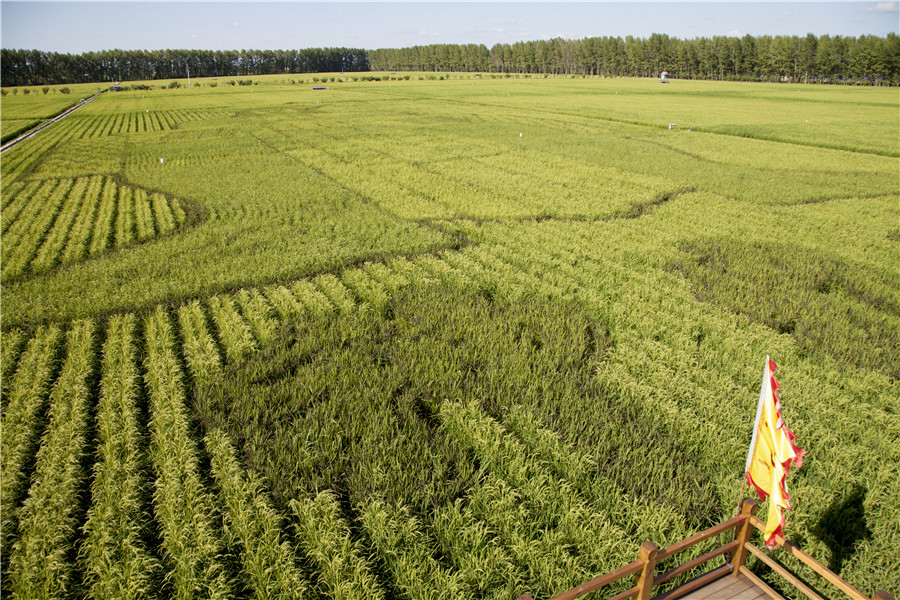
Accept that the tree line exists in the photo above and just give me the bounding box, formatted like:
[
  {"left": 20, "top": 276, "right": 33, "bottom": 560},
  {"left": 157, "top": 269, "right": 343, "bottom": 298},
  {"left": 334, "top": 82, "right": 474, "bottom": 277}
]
[
  {"left": 0, "top": 48, "right": 369, "bottom": 87},
  {"left": 372, "top": 33, "right": 899, "bottom": 84},
  {"left": 2, "top": 33, "right": 898, "bottom": 87}
]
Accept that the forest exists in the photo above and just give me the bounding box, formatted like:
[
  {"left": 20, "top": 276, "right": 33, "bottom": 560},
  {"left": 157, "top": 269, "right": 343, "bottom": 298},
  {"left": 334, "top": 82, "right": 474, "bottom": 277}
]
[
  {"left": 372, "top": 33, "right": 900, "bottom": 83},
  {"left": 0, "top": 47, "right": 370, "bottom": 86},
  {"left": 2, "top": 32, "right": 898, "bottom": 86}
]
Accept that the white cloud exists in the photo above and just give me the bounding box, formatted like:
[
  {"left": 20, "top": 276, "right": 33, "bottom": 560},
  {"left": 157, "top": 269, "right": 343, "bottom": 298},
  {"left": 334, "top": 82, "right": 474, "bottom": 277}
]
[
  {"left": 726, "top": 29, "right": 743, "bottom": 37},
  {"left": 417, "top": 30, "right": 439, "bottom": 37},
  {"left": 862, "top": 2, "right": 898, "bottom": 12},
  {"left": 232, "top": 22, "right": 240, "bottom": 27},
  {"left": 782, "top": 11, "right": 794, "bottom": 17}
]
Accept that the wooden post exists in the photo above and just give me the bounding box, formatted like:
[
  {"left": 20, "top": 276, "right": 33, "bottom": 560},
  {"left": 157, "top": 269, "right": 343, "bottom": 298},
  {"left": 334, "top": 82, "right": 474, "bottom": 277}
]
[
  {"left": 635, "top": 541, "right": 659, "bottom": 600},
  {"left": 730, "top": 498, "right": 758, "bottom": 575}
]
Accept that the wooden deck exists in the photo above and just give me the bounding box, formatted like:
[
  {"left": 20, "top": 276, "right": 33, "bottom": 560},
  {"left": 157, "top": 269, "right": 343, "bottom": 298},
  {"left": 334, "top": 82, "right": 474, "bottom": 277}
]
[
  {"left": 517, "top": 499, "right": 893, "bottom": 600},
  {"left": 676, "top": 572, "right": 779, "bottom": 600}
]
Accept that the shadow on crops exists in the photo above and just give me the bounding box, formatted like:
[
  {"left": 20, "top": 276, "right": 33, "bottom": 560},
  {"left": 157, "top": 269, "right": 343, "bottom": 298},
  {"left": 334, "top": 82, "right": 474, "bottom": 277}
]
[
  {"left": 193, "top": 284, "right": 722, "bottom": 534},
  {"left": 812, "top": 484, "right": 871, "bottom": 575}
]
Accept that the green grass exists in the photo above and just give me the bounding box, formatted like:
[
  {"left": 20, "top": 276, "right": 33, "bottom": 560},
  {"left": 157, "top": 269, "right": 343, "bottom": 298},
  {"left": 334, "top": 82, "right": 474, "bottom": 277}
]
[{"left": 1, "top": 74, "right": 897, "bottom": 599}]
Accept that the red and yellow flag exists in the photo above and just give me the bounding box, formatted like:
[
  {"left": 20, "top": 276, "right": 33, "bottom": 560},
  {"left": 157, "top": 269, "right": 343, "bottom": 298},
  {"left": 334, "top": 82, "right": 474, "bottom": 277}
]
[{"left": 745, "top": 357, "right": 805, "bottom": 548}]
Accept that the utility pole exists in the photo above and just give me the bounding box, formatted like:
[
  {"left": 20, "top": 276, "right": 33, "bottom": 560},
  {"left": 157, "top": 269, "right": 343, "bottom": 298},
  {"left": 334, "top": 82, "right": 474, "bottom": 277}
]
[{"left": 187, "top": 65, "right": 191, "bottom": 88}]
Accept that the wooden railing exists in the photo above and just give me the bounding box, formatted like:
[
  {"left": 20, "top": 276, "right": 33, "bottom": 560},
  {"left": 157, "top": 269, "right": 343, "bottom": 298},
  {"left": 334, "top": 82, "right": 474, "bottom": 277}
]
[
  {"left": 738, "top": 502, "right": 894, "bottom": 600},
  {"left": 517, "top": 498, "right": 895, "bottom": 600}
]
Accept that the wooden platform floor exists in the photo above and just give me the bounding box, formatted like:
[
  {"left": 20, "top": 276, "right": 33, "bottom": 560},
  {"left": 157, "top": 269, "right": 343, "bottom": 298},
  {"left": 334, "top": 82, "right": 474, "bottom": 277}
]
[{"left": 675, "top": 572, "right": 781, "bottom": 600}]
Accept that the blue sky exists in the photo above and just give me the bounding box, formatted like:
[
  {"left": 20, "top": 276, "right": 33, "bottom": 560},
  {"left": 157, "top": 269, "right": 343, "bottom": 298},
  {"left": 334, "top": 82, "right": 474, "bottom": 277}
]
[{"left": 1, "top": 2, "right": 897, "bottom": 53}]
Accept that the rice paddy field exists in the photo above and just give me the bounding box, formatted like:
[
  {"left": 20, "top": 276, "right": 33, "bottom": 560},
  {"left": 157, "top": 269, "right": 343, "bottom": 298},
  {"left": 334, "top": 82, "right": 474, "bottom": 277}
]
[{"left": 1, "top": 73, "right": 898, "bottom": 599}]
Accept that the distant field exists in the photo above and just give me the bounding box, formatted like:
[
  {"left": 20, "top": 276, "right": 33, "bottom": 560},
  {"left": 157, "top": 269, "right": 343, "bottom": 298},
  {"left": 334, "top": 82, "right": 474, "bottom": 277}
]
[
  {"left": 0, "top": 82, "right": 102, "bottom": 142},
  {"left": 1, "top": 73, "right": 898, "bottom": 599}
]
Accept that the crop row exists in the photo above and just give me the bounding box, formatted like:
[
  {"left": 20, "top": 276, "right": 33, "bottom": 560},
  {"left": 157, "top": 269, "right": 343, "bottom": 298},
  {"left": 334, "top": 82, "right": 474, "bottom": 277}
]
[
  {"left": 188, "top": 240, "right": 899, "bottom": 591},
  {"left": 190, "top": 264, "right": 727, "bottom": 593},
  {"left": 270, "top": 103, "right": 674, "bottom": 222},
  {"left": 1, "top": 108, "right": 118, "bottom": 182},
  {"left": 79, "top": 313, "right": 159, "bottom": 599},
  {"left": 0, "top": 176, "right": 186, "bottom": 281},
  {"left": 181, "top": 259, "right": 721, "bottom": 592},
  {"left": 207, "top": 429, "right": 307, "bottom": 599},
  {"left": 74, "top": 109, "right": 221, "bottom": 137},
  {"left": 1, "top": 121, "right": 76, "bottom": 184}
]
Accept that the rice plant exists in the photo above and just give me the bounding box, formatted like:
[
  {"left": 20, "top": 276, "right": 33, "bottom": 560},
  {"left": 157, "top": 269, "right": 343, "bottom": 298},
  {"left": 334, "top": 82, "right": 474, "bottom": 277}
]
[
  {"left": 289, "top": 490, "right": 383, "bottom": 600},
  {"left": 151, "top": 192, "right": 177, "bottom": 235},
  {"left": 314, "top": 274, "right": 357, "bottom": 314},
  {"left": 290, "top": 279, "right": 334, "bottom": 317},
  {"left": 342, "top": 267, "right": 390, "bottom": 315},
  {"left": 206, "top": 429, "right": 307, "bottom": 599},
  {"left": 234, "top": 289, "right": 278, "bottom": 348},
  {"left": 114, "top": 185, "right": 135, "bottom": 247},
  {"left": 178, "top": 300, "right": 224, "bottom": 388},
  {"left": 431, "top": 499, "right": 520, "bottom": 597},
  {"left": 262, "top": 284, "right": 307, "bottom": 323},
  {"left": 29, "top": 177, "right": 89, "bottom": 274},
  {"left": 133, "top": 188, "right": 156, "bottom": 241},
  {"left": 0, "top": 77, "right": 897, "bottom": 595},
  {"left": 360, "top": 500, "right": 464, "bottom": 600},
  {"left": 88, "top": 177, "right": 118, "bottom": 255},
  {"left": 1, "top": 179, "right": 72, "bottom": 280},
  {"left": 60, "top": 175, "right": 104, "bottom": 264},
  {"left": 208, "top": 295, "right": 257, "bottom": 363},
  {"left": 0, "top": 328, "right": 27, "bottom": 404},
  {"left": 1, "top": 180, "right": 41, "bottom": 234},
  {"left": 440, "top": 401, "right": 634, "bottom": 593}
]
